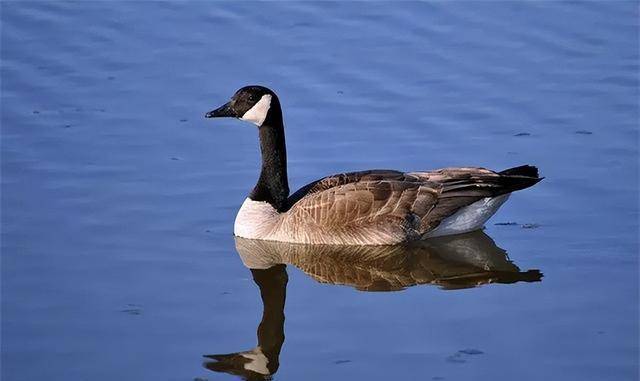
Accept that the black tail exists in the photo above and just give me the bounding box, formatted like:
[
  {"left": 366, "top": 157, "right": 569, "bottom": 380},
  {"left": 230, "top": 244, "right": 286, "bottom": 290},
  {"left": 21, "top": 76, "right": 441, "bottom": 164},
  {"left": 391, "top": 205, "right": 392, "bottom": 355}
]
[
  {"left": 499, "top": 165, "right": 540, "bottom": 178},
  {"left": 498, "top": 165, "right": 543, "bottom": 193}
]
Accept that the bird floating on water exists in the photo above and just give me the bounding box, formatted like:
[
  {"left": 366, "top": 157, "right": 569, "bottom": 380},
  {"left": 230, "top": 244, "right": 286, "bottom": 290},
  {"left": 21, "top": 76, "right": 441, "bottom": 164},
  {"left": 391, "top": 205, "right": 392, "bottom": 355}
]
[{"left": 205, "top": 85, "right": 542, "bottom": 245}]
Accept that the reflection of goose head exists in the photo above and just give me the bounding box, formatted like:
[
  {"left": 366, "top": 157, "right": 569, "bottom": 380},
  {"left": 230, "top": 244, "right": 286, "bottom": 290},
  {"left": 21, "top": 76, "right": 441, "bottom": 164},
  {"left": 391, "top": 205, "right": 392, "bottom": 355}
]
[
  {"left": 235, "top": 231, "right": 542, "bottom": 291},
  {"left": 203, "top": 265, "right": 286, "bottom": 381}
]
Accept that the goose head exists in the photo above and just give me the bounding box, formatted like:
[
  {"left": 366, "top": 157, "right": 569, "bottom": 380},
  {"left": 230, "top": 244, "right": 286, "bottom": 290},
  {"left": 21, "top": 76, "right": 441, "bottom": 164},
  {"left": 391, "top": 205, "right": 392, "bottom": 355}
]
[
  {"left": 205, "top": 85, "right": 289, "bottom": 211},
  {"left": 205, "top": 85, "right": 280, "bottom": 127}
]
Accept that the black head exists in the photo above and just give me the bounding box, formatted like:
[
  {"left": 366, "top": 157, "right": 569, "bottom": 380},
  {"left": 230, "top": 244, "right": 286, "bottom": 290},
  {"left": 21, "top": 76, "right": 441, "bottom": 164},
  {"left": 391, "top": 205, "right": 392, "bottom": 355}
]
[{"left": 205, "top": 86, "right": 279, "bottom": 127}]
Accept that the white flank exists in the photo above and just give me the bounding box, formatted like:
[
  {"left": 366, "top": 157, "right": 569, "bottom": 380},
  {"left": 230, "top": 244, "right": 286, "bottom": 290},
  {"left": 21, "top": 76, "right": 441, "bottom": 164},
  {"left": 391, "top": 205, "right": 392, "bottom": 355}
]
[
  {"left": 234, "top": 198, "right": 279, "bottom": 239},
  {"left": 425, "top": 194, "right": 510, "bottom": 238},
  {"left": 240, "top": 94, "right": 272, "bottom": 126}
]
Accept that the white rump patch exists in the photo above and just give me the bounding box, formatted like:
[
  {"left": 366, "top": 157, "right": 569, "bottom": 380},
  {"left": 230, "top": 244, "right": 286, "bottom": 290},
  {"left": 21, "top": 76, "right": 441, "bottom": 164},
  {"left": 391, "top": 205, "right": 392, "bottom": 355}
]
[
  {"left": 240, "top": 94, "right": 272, "bottom": 126},
  {"left": 425, "top": 194, "right": 510, "bottom": 238}
]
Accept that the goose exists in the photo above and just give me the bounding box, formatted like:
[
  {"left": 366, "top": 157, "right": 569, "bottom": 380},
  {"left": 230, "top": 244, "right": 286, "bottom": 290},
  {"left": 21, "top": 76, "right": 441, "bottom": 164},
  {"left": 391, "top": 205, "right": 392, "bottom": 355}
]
[{"left": 205, "top": 85, "right": 542, "bottom": 245}]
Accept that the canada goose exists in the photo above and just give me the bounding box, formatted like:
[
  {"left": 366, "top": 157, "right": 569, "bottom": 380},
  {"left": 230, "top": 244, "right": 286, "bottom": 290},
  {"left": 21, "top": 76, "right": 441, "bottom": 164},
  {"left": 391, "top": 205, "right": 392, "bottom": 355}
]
[{"left": 205, "top": 86, "right": 542, "bottom": 245}]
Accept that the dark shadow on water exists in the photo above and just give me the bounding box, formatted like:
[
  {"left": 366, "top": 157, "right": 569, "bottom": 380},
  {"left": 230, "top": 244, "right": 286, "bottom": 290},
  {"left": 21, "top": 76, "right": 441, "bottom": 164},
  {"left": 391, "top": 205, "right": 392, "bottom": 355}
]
[{"left": 203, "top": 231, "right": 542, "bottom": 380}]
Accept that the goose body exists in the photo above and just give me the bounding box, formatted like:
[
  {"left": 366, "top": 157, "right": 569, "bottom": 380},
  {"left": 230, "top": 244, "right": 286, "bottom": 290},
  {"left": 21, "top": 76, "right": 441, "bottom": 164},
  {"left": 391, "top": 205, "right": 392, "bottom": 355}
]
[{"left": 205, "top": 86, "right": 542, "bottom": 245}]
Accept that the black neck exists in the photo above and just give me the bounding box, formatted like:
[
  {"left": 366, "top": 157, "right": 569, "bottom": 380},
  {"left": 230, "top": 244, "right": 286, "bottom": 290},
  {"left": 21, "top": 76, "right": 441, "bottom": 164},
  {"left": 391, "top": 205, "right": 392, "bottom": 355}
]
[{"left": 249, "top": 103, "right": 289, "bottom": 211}]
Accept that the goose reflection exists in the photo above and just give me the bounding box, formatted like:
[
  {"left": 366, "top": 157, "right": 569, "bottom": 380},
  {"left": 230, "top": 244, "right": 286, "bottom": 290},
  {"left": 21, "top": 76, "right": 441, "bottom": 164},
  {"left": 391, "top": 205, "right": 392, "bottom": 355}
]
[
  {"left": 203, "top": 264, "right": 287, "bottom": 381},
  {"left": 203, "top": 231, "right": 541, "bottom": 380}
]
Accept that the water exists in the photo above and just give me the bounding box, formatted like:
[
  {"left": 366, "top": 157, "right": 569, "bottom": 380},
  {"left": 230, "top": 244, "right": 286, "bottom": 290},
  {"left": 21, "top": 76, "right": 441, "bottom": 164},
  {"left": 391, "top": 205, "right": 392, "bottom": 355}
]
[{"left": 1, "top": 2, "right": 638, "bottom": 380}]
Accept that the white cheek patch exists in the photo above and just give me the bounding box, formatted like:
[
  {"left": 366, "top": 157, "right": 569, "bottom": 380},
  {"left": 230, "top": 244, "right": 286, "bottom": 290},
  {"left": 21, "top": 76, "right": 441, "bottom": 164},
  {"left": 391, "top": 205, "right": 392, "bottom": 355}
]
[{"left": 240, "top": 94, "right": 272, "bottom": 126}]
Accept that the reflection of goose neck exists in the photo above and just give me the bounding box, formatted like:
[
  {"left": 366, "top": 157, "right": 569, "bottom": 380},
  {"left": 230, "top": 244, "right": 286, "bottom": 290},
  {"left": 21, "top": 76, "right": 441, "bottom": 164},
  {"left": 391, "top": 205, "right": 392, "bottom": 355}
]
[
  {"left": 251, "top": 264, "right": 287, "bottom": 374},
  {"left": 203, "top": 265, "right": 287, "bottom": 380}
]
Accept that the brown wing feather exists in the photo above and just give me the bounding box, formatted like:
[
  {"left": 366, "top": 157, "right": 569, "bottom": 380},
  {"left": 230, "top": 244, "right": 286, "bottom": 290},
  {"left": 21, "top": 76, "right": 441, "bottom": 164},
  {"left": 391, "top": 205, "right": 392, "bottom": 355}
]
[
  {"left": 286, "top": 169, "right": 409, "bottom": 208},
  {"left": 282, "top": 171, "right": 438, "bottom": 244},
  {"left": 280, "top": 167, "right": 540, "bottom": 244}
]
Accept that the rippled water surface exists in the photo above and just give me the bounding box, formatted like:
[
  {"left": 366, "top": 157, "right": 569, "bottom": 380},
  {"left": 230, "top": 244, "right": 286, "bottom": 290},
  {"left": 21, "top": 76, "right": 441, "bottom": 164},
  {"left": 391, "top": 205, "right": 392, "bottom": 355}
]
[{"left": 2, "top": 2, "right": 638, "bottom": 381}]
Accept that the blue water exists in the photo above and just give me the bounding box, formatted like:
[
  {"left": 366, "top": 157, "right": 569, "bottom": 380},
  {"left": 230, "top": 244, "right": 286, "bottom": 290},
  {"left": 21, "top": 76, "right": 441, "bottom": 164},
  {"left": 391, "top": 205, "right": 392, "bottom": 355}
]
[{"left": 2, "top": 2, "right": 638, "bottom": 380}]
